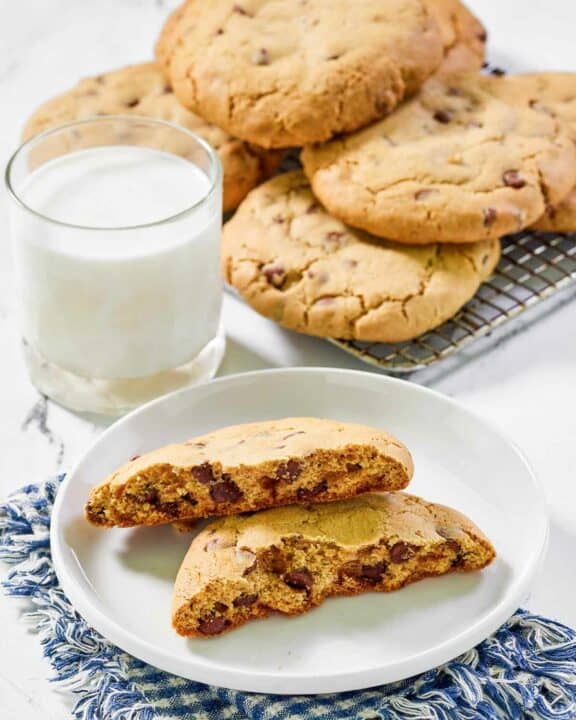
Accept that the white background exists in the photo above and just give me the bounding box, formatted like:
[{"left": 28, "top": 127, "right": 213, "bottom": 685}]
[{"left": 0, "top": 0, "right": 575, "bottom": 717}]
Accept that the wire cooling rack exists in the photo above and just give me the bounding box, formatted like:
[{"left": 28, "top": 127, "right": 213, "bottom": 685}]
[{"left": 330, "top": 230, "right": 576, "bottom": 380}]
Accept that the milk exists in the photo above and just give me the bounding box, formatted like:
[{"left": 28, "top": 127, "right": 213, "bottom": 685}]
[{"left": 12, "top": 145, "right": 222, "bottom": 384}]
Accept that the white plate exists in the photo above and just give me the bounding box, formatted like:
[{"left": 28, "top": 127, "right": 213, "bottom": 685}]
[{"left": 51, "top": 368, "right": 548, "bottom": 695}]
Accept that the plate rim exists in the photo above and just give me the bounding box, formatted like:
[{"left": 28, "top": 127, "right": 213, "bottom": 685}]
[{"left": 50, "top": 366, "right": 550, "bottom": 694}]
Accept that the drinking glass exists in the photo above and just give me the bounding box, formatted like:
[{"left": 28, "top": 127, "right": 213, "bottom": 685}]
[{"left": 5, "top": 116, "right": 224, "bottom": 415}]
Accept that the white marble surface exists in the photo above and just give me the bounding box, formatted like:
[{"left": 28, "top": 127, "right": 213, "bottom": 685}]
[{"left": 1, "top": 1, "right": 575, "bottom": 717}]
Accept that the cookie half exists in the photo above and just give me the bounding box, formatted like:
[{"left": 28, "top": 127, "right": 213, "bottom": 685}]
[
  {"left": 155, "top": 0, "right": 444, "bottom": 148},
  {"left": 222, "top": 171, "right": 500, "bottom": 342},
  {"left": 301, "top": 73, "right": 576, "bottom": 244},
  {"left": 22, "top": 63, "right": 282, "bottom": 212},
  {"left": 85, "top": 417, "right": 413, "bottom": 527},
  {"left": 485, "top": 72, "right": 576, "bottom": 232},
  {"left": 425, "top": 0, "right": 486, "bottom": 74},
  {"left": 172, "top": 492, "right": 496, "bottom": 637}
]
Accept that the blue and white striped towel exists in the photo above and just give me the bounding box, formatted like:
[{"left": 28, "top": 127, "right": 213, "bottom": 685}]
[{"left": 1, "top": 475, "right": 575, "bottom": 720}]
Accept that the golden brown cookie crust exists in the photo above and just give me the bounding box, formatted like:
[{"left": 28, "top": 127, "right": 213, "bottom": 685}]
[
  {"left": 22, "top": 62, "right": 282, "bottom": 212},
  {"left": 301, "top": 73, "right": 576, "bottom": 244},
  {"left": 155, "top": 0, "right": 445, "bottom": 148},
  {"left": 172, "top": 492, "right": 496, "bottom": 637},
  {"left": 486, "top": 72, "right": 576, "bottom": 232},
  {"left": 85, "top": 417, "right": 413, "bottom": 527},
  {"left": 425, "top": 0, "right": 486, "bottom": 74},
  {"left": 222, "top": 171, "right": 500, "bottom": 342}
]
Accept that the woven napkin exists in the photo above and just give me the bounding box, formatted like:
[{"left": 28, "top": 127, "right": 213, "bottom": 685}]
[{"left": 1, "top": 475, "right": 575, "bottom": 720}]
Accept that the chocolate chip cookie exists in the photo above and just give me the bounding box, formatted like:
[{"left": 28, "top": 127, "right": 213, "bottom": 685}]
[
  {"left": 425, "top": 0, "right": 486, "bottom": 74},
  {"left": 222, "top": 171, "right": 500, "bottom": 342},
  {"left": 23, "top": 63, "right": 282, "bottom": 212},
  {"left": 85, "top": 417, "right": 413, "bottom": 527},
  {"left": 486, "top": 72, "right": 576, "bottom": 232},
  {"left": 301, "top": 73, "right": 576, "bottom": 244},
  {"left": 172, "top": 491, "right": 496, "bottom": 637},
  {"left": 155, "top": 0, "right": 445, "bottom": 148}
]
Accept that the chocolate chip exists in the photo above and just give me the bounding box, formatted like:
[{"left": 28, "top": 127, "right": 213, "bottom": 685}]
[
  {"left": 253, "top": 48, "right": 270, "bottom": 65},
  {"left": 210, "top": 479, "right": 243, "bottom": 503},
  {"left": 444, "top": 539, "right": 464, "bottom": 567},
  {"left": 261, "top": 475, "right": 278, "bottom": 491},
  {"left": 214, "top": 28, "right": 224, "bottom": 36},
  {"left": 433, "top": 109, "right": 452, "bottom": 124},
  {"left": 140, "top": 485, "right": 159, "bottom": 504},
  {"left": 233, "top": 593, "right": 258, "bottom": 608},
  {"left": 341, "top": 561, "right": 362, "bottom": 578},
  {"left": 360, "top": 561, "right": 388, "bottom": 582},
  {"left": 269, "top": 549, "right": 287, "bottom": 574},
  {"left": 477, "top": 29, "right": 488, "bottom": 42},
  {"left": 389, "top": 542, "right": 416, "bottom": 563},
  {"left": 192, "top": 462, "right": 215, "bottom": 484},
  {"left": 130, "top": 454, "right": 141, "bottom": 461},
  {"left": 263, "top": 264, "right": 285, "bottom": 287},
  {"left": 296, "top": 479, "right": 328, "bottom": 500},
  {"left": 327, "top": 53, "right": 341, "bottom": 61},
  {"left": 159, "top": 502, "right": 179, "bottom": 517},
  {"left": 214, "top": 602, "right": 228, "bottom": 613},
  {"left": 483, "top": 207, "right": 498, "bottom": 227},
  {"left": 233, "top": 4, "right": 250, "bottom": 14},
  {"left": 503, "top": 170, "right": 526, "bottom": 189},
  {"left": 275, "top": 459, "right": 302, "bottom": 483},
  {"left": 284, "top": 568, "right": 313, "bottom": 592},
  {"left": 198, "top": 616, "right": 228, "bottom": 635},
  {"left": 490, "top": 67, "right": 506, "bottom": 76},
  {"left": 125, "top": 98, "right": 139, "bottom": 108},
  {"left": 162, "top": 84, "right": 172, "bottom": 94},
  {"left": 272, "top": 214, "right": 285, "bottom": 223},
  {"left": 346, "top": 463, "right": 362, "bottom": 473},
  {"left": 445, "top": 538, "right": 461, "bottom": 554},
  {"left": 306, "top": 202, "right": 321, "bottom": 213}
]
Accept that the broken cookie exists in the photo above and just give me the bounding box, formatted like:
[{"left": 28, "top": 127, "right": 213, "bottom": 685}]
[
  {"left": 85, "top": 417, "right": 413, "bottom": 527},
  {"left": 172, "top": 492, "right": 496, "bottom": 637}
]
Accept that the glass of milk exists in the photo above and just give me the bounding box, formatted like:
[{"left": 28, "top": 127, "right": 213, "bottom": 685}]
[{"left": 6, "top": 116, "right": 225, "bottom": 415}]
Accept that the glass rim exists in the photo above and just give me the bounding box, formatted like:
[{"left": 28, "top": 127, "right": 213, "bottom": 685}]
[{"left": 4, "top": 115, "right": 222, "bottom": 232}]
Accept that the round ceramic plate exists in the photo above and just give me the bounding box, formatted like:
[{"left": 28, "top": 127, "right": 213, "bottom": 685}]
[{"left": 51, "top": 368, "right": 548, "bottom": 694}]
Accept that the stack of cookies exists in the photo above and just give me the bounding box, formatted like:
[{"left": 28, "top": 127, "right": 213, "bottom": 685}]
[
  {"left": 24, "top": 0, "right": 576, "bottom": 344},
  {"left": 85, "top": 417, "right": 495, "bottom": 637}
]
